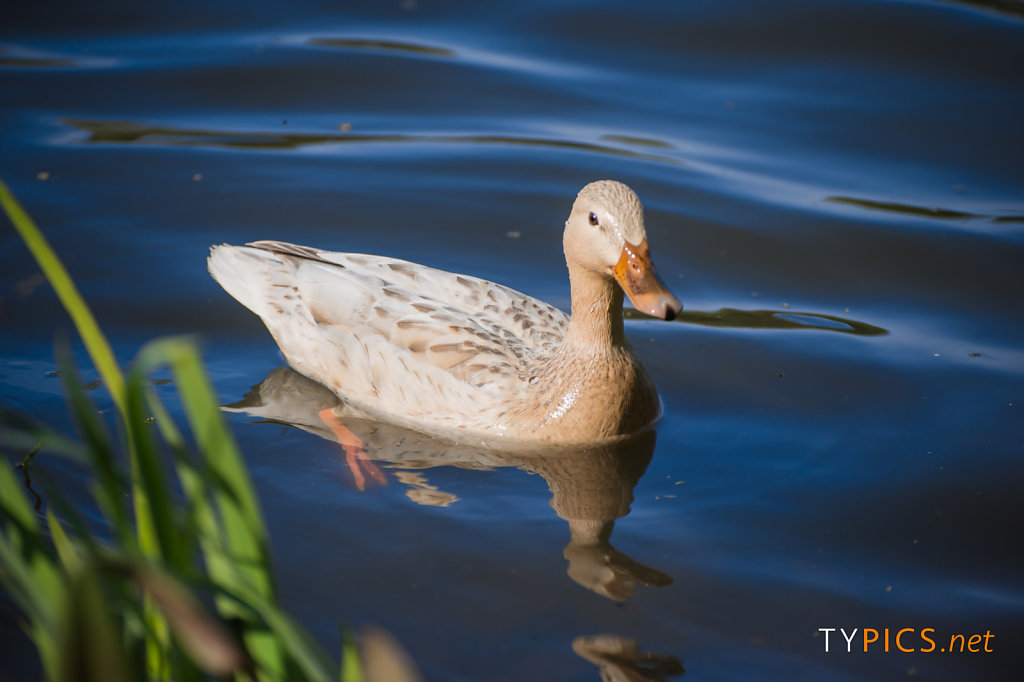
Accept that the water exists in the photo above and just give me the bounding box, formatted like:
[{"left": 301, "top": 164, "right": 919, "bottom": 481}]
[{"left": 2, "top": 0, "right": 1023, "bottom": 679}]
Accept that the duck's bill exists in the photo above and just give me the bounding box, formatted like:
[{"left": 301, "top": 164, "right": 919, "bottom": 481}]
[{"left": 613, "top": 240, "right": 683, "bottom": 321}]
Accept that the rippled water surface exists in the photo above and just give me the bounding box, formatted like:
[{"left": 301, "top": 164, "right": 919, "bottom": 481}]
[{"left": 2, "top": 1, "right": 1023, "bottom": 680}]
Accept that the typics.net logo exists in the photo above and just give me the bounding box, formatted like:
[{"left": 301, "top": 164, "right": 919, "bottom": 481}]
[{"left": 819, "top": 628, "right": 995, "bottom": 654}]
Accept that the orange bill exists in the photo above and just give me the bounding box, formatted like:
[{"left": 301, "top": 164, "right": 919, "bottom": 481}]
[{"left": 612, "top": 239, "right": 682, "bottom": 321}]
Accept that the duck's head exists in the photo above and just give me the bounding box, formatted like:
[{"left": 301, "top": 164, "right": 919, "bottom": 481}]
[{"left": 564, "top": 180, "right": 682, "bottom": 321}]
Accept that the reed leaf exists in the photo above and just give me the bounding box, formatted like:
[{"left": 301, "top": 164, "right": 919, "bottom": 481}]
[
  {"left": 0, "top": 462, "right": 64, "bottom": 680},
  {"left": 130, "top": 337, "right": 283, "bottom": 675},
  {"left": 116, "top": 559, "right": 251, "bottom": 678},
  {"left": 0, "top": 180, "right": 411, "bottom": 681},
  {"left": 46, "top": 510, "right": 80, "bottom": 574},
  {"left": 1, "top": 179, "right": 175, "bottom": 676},
  {"left": 121, "top": 356, "right": 185, "bottom": 567},
  {"left": 55, "top": 342, "right": 135, "bottom": 549},
  {"left": 341, "top": 629, "right": 365, "bottom": 682},
  {"left": 58, "top": 564, "right": 136, "bottom": 682}
]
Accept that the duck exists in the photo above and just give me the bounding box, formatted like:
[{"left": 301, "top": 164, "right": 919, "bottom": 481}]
[{"left": 208, "top": 180, "right": 681, "bottom": 446}]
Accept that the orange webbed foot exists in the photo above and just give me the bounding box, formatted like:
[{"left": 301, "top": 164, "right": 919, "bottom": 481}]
[{"left": 318, "top": 408, "right": 387, "bottom": 490}]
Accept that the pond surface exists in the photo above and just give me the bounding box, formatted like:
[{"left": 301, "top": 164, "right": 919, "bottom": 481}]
[{"left": 2, "top": 1, "right": 1023, "bottom": 680}]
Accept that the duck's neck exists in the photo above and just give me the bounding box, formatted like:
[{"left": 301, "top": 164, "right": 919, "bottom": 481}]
[{"left": 563, "top": 264, "right": 628, "bottom": 351}]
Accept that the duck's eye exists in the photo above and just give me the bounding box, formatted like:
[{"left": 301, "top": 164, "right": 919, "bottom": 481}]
[{"left": 588, "top": 212, "right": 599, "bottom": 226}]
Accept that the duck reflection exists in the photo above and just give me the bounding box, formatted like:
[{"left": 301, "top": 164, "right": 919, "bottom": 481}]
[
  {"left": 572, "top": 635, "right": 685, "bottom": 681},
  {"left": 225, "top": 366, "right": 672, "bottom": 601}
]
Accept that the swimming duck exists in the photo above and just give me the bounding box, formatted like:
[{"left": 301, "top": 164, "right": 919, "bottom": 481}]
[{"left": 208, "top": 180, "right": 681, "bottom": 445}]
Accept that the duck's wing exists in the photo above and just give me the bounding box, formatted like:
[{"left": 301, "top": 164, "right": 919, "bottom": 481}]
[
  {"left": 208, "top": 242, "right": 567, "bottom": 431},
  {"left": 250, "top": 240, "right": 568, "bottom": 352}
]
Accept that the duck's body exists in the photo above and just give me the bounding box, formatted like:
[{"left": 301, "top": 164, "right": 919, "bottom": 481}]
[{"left": 208, "top": 180, "right": 681, "bottom": 445}]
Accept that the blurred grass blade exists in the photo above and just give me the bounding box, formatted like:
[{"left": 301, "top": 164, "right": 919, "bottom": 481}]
[
  {"left": 55, "top": 341, "right": 135, "bottom": 547},
  {"left": 46, "top": 510, "right": 80, "bottom": 574},
  {"left": 0, "top": 178, "right": 126, "bottom": 414},
  {"left": 227, "top": 587, "right": 336, "bottom": 682},
  {"left": 59, "top": 565, "right": 135, "bottom": 682},
  {"left": 131, "top": 337, "right": 283, "bottom": 675},
  {"left": 122, "top": 357, "right": 186, "bottom": 567},
  {"left": 129, "top": 561, "right": 250, "bottom": 677},
  {"left": 0, "top": 186, "right": 402, "bottom": 681},
  {"left": 0, "top": 462, "right": 62, "bottom": 621},
  {"left": 133, "top": 338, "right": 273, "bottom": 583},
  {"left": 340, "top": 628, "right": 364, "bottom": 682},
  {"left": 0, "top": 462, "right": 64, "bottom": 680}
]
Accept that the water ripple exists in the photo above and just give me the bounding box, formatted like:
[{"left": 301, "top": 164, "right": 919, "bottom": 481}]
[
  {"left": 827, "top": 195, "right": 1024, "bottom": 225},
  {"left": 0, "top": 45, "right": 81, "bottom": 69},
  {"left": 936, "top": 0, "right": 1024, "bottom": 20},
  {"left": 625, "top": 307, "right": 888, "bottom": 336},
  {"left": 305, "top": 37, "right": 455, "bottom": 59},
  {"left": 57, "top": 117, "right": 683, "bottom": 164}
]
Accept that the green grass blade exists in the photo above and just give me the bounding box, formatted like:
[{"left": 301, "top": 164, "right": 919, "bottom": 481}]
[
  {"left": 340, "top": 629, "right": 365, "bottom": 682},
  {"left": 122, "top": 364, "right": 192, "bottom": 682},
  {"left": 1, "top": 183, "right": 370, "bottom": 681},
  {"left": 54, "top": 343, "right": 136, "bottom": 548},
  {"left": 222, "top": 586, "right": 336, "bottom": 682},
  {"left": 0, "top": 182, "right": 181, "bottom": 678},
  {"left": 58, "top": 564, "right": 136, "bottom": 682},
  {"left": 0, "top": 178, "right": 126, "bottom": 414},
  {"left": 142, "top": 395, "right": 223, "bottom": 573},
  {"left": 46, "top": 510, "right": 80, "bottom": 574},
  {"left": 128, "top": 560, "right": 250, "bottom": 677},
  {"left": 0, "top": 462, "right": 61, "bottom": 607},
  {"left": 131, "top": 337, "right": 284, "bottom": 675},
  {"left": 134, "top": 338, "right": 274, "bottom": 587},
  {"left": 0, "top": 461, "right": 65, "bottom": 680},
  {"left": 122, "top": 363, "right": 187, "bottom": 567}
]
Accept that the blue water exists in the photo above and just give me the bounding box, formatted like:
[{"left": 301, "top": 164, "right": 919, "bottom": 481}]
[{"left": 2, "top": 1, "right": 1023, "bottom": 680}]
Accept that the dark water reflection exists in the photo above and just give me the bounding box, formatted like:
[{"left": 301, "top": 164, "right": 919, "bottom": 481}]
[{"left": 2, "top": 0, "right": 1024, "bottom": 680}]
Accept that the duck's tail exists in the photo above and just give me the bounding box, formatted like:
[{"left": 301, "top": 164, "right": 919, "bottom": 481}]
[{"left": 207, "top": 243, "right": 294, "bottom": 320}]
